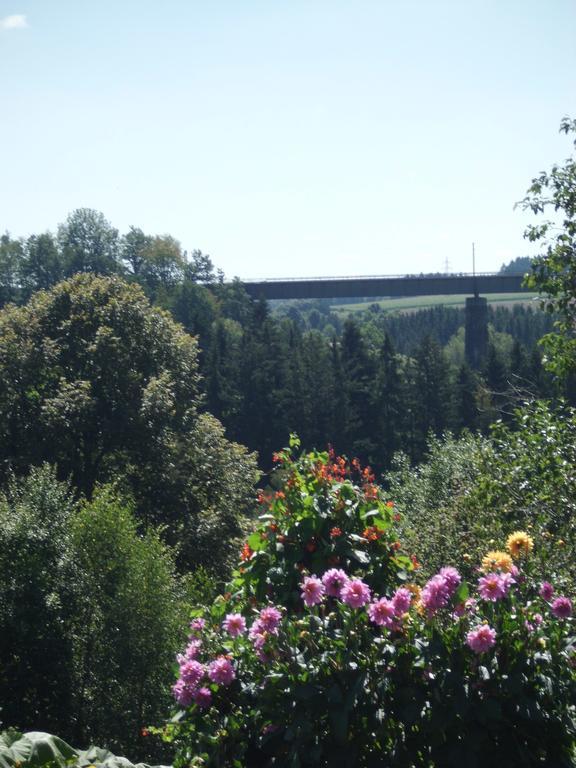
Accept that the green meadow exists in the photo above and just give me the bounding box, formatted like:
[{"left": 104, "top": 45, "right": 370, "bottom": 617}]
[{"left": 331, "top": 292, "right": 538, "bottom": 315}]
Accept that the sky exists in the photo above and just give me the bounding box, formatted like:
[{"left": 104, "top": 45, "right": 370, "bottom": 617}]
[{"left": 1, "top": 1, "right": 575, "bottom": 279}]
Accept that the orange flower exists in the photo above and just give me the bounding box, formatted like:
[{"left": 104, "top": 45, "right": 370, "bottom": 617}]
[
  {"left": 363, "top": 526, "right": 381, "bottom": 542},
  {"left": 406, "top": 583, "right": 422, "bottom": 601},
  {"left": 363, "top": 466, "right": 375, "bottom": 483},
  {"left": 364, "top": 484, "right": 378, "bottom": 499},
  {"left": 240, "top": 542, "right": 253, "bottom": 562}
]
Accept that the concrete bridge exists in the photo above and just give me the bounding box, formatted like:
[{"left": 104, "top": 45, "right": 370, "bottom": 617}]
[
  {"left": 242, "top": 272, "right": 528, "bottom": 301},
  {"left": 242, "top": 272, "right": 532, "bottom": 368}
]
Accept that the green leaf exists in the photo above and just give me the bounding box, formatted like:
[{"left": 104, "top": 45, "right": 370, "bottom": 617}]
[
  {"left": 247, "top": 532, "right": 266, "bottom": 551},
  {"left": 454, "top": 581, "right": 469, "bottom": 603}
]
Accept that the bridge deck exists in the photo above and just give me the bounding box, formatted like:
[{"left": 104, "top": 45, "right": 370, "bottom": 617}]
[{"left": 241, "top": 273, "right": 529, "bottom": 301}]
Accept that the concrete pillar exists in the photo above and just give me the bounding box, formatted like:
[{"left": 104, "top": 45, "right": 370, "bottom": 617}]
[{"left": 465, "top": 296, "right": 488, "bottom": 369}]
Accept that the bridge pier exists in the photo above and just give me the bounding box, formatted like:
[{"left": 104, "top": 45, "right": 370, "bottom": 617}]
[{"left": 465, "top": 296, "right": 488, "bottom": 369}]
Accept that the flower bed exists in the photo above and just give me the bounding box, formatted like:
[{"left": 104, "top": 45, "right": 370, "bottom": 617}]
[{"left": 162, "top": 440, "right": 576, "bottom": 767}]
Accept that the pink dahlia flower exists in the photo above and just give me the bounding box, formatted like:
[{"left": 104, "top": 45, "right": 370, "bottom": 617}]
[
  {"left": 551, "top": 596, "right": 572, "bottom": 619},
  {"left": 172, "top": 678, "right": 195, "bottom": 707},
  {"left": 179, "top": 660, "right": 205, "bottom": 689},
  {"left": 258, "top": 606, "right": 282, "bottom": 634},
  {"left": 392, "top": 587, "right": 412, "bottom": 616},
  {"left": 177, "top": 638, "right": 201, "bottom": 664},
  {"left": 421, "top": 575, "right": 451, "bottom": 615},
  {"left": 478, "top": 573, "right": 511, "bottom": 602},
  {"left": 189, "top": 618, "right": 206, "bottom": 634},
  {"left": 340, "top": 578, "right": 371, "bottom": 608},
  {"left": 208, "top": 656, "right": 236, "bottom": 686},
  {"left": 249, "top": 618, "right": 267, "bottom": 650},
  {"left": 193, "top": 687, "right": 212, "bottom": 709},
  {"left": 466, "top": 624, "right": 496, "bottom": 654},
  {"left": 300, "top": 575, "right": 325, "bottom": 607},
  {"left": 322, "top": 568, "right": 349, "bottom": 597},
  {"left": 222, "top": 613, "right": 247, "bottom": 638},
  {"left": 439, "top": 567, "right": 461, "bottom": 595},
  {"left": 539, "top": 582, "right": 554, "bottom": 601},
  {"left": 368, "top": 597, "right": 396, "bottom": 628}
]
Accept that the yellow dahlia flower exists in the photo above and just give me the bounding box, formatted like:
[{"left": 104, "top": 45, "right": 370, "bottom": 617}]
[
  {"left": 506, "top": 531, "right": 534, "bottom": 558},
  {"left": 405, "top": 583, "right": 422, "bottom": 601},
  {"left": 481, "top": 550, "right": 514, "bottom": 572}
]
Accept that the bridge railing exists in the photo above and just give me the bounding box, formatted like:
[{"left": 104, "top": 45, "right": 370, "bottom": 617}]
[{"left": 241, "top": 271, "right": 528, "bottom": 283}]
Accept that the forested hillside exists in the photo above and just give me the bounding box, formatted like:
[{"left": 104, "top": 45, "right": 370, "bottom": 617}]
[{"left": 0, "top": 215, "right": 565, "bottom": 472}]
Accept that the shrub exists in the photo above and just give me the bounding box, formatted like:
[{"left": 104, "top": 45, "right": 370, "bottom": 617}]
[
  {"left": 462, "top": 399, "right": 576, "bottom": 592},
  {"left": 70, "top": 487, "right": 190, "bottom": 757},
  {"left": 386, "top": 432, "right": 488, "bottom": 578},
  {"left": 234, "top": 436, "right": 414, "bottom": 608},
  {"left": 0, "top": 467, "right": 78, "bottom": 735},
  {"left": 162, "top": 442, "right": 576, "bottom": 766},
  {"left": 0, "top": 469, "right": 190, "bottom": 761}
]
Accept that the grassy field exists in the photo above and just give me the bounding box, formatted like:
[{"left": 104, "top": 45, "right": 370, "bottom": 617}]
[{"left": 331, "top": 292, "right": 539, "bottom": 315}]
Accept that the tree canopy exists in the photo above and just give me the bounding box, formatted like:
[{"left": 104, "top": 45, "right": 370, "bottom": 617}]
[
  {"left": 520, "top": 117, "right": 576, "bottom": 375},
  {"left": 0, "top": 273, "right": 258, "bottom": 570}
]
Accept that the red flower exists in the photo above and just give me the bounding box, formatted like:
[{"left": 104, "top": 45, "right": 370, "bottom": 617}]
[
  {"left": 330, "top": 526, "right": 343, "bottom": 538},
  {"left": 141, "top": 729, "right": 149, "bottom": 738},
  {"left": 240, "top": 542, "right": 253, "bottom": 562}
]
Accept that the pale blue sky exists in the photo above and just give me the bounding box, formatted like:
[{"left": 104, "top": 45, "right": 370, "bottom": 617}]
[{"left": 1, "top": 0, "right": 575, "bottom": 278}]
